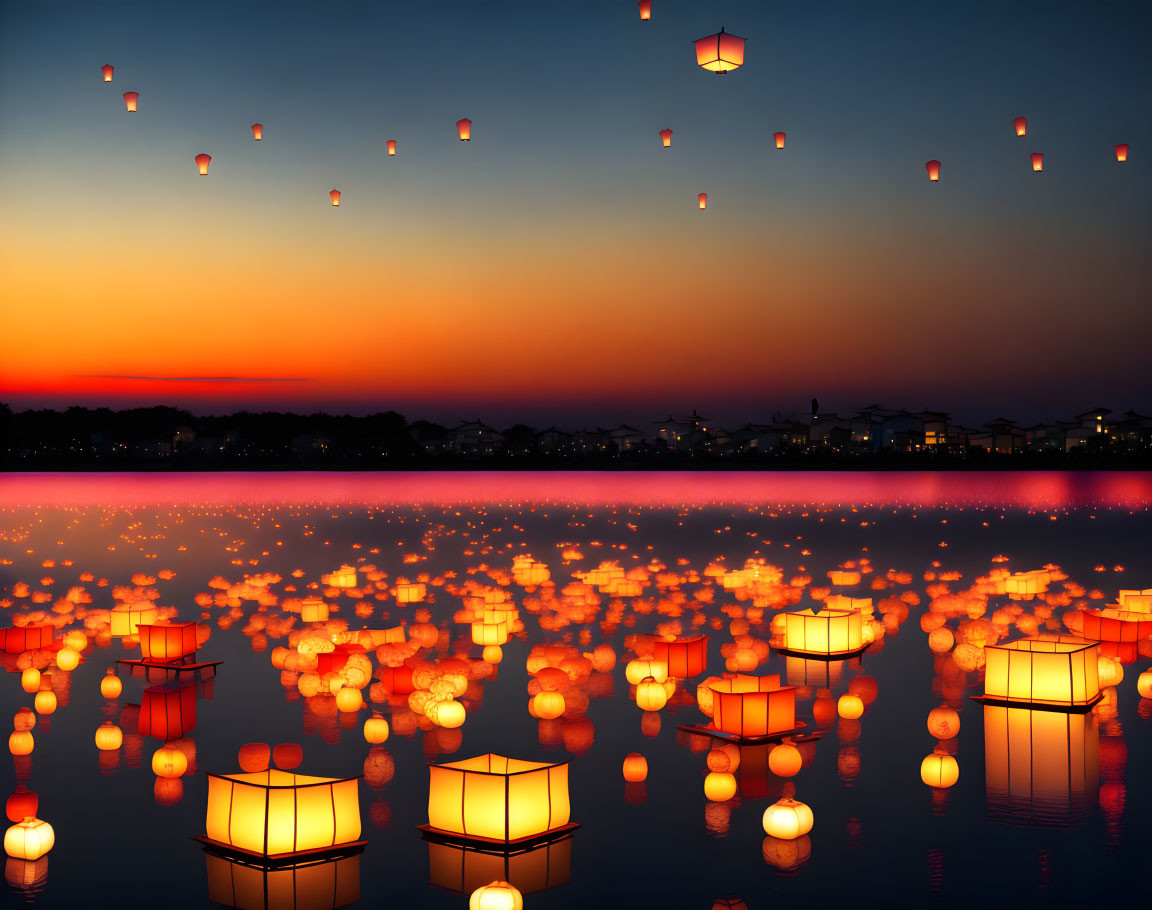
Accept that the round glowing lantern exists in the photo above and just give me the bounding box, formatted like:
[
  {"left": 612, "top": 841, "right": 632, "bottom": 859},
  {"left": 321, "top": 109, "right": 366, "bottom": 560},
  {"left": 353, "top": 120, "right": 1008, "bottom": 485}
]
[
  {"left": 20, "top": 669, "right": 40, "bottom": 694},
  {"left": 55, "top": 648, "right": 79, "bottom": 672},
  {"left": 330, "top": 189, "right": 341, "bottom": 206},
  {"left": 925, "top": 160, "right": 941, "bottom": 182},
  {"left": 457, "top": 118, "right": 472, "bottom": 141},
  {"left": 469, "top": 880, "right": 523, "bottom": 910},
  {"left": 33, "top": 692, "right": 56, "bottom": 716},
  {"left": 100, "top": 668, "right": 122, "bottom": 699},
  {"left": 336, "top": 687, "right": 363, "bottom": 713},
  {"left": 387, "top": 139, "right": 396, "bottom": 156},
  {"left": 532, "top": 691, "right": 566, "bottom": 720},
  {"left": 837, "top": 694, "right": 863, "bottom": 719},
  {"left": 636, "top": 677, "right": 668, "bottom": 711},
  {"left": 920, "top": 748, "right": 958, "bottom": 788},
  {"left": 152, "top": 744, "right": 189, "bottom": 779},
  {"left": 926, "top": 704, "right": 960, "bottom": 739},
  {"left": 427, "top": 699, "right": 466, "bottom": 728},
  {"left": 154, "top": 777, "right": 183, "bottom": 806},
  {"left": 272, "top": 742, "right": 303, "bottom": 770},
  {"left": 4, "top": 819, "right": 53, "bottom": 860},
  {"left": 8, "top": 733, "right": 33, "bottom": 756},
  {"left": 238, "top": 742, "right": 271, "bottom": 773},
  {"left": 638, "top": 0, "right": 651, "bottom": 20},
  {"left": 1013, "top": 117, "right": 1027, "bottom": 136},
  {"left": 1138, "top": 669, "right": 1152, "bottom": 699},
  {"left": 769, "top": 741, "right": 802, "bottom": 777},
  {"left": 94, "top": 722, "right": 122, "bottom": 752},
  {"left": 13, "top": 709, "right": 34, "bottom": 732},
  {"left": 364, "top": 713, "right": 390, "bottom": 744},
  {"left": 762, "top": 797, "right": 813, "bottom": 839},
  {"left": 622, "top": 753, "right": 648, "bottom": 782},
  {"left": 195, "top": 154, "right": 211, "bottom": 176},
  {"left": 1097, "top": 656, "right": 1123, "bottom": 688},
  {"left": 928, "top": 626, "right": 953, "bottom": 652},
  {"left": 625, "top": 658, "right": 667, "bottom": 684},
  {"left": 5, "top": 789, "right": 37, "bottom": 825},
  {"left": 123, "top": 91, "right": 138, "bottom": 112},
  {"left": 483, "top": 645, "right": 503, "bottom": 664},
  {"left": 659, "top": 128, "right": 672, "bottom": 148},
  {"left": 1030, "top": 152, "right": 1044, "bottom": 172},
  {"left": 251, "top": 123, "right": 263, "bottom": 141},
  {"left": 773, "top": 131, "right": 786, "bottom": 150},
  {"left": 706, "top": 745, "right": 740, "bottom": 773},
  {"left": 693, "top": 28, "right": 746, "bottom": 74},
  {"left": 1114, "top": 143, "right": 1128, "bottom": 163},
  {"left": 703, "top": 771, "right": 737, "bottom": 802},
  {"left": 101, "top": 64, "right": 114, "bottom": 82}
]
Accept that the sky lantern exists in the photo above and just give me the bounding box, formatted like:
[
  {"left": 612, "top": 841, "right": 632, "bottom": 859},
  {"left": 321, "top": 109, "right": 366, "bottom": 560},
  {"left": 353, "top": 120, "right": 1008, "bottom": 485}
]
[
  {"left": 653, "top": 635, "right": 708, "bottom": 678},
  {"left": 637, "top": 0, "right": 651, "bottom": 20},
  {"left": 201, "top": 768, "right": 362, "bottom": 858},
  {"left": 457, "top": 118, "right": 472, "bottom": 141},
  {"left": 658, "top": 128, "right": 673, "bottom": 148},
  {"left": 101, "top": 64, "right": 114, "bottom": 82},
  {"left": 1030, "top": 152, "right": 1044, "bottom": 172},
  {"left": 693, "top": 28, "right": 746, "bottom": 74},
  {"left": 251, "top": 123, "right": 262, "bottom": 141},
  {"left": 1013, "top": 116, "right": 1027, "bottom": 136},
  {"left": 424, "top": 754, "right": 572, "bottom": 844},
  {"left": 981, "top": 636, "right": 1101, "bottom": 709},
  {"left": 4, "top": 819, "right": 54, "bottom": 860},
  {"left": 773, "top": 131, "right": 786, "bottom": 149},
  {"left": 387, "top": 139, "right": 397, "bottom": 156},
  {"left": 761, "top": 797, "right": 813, "bottom": 839},
  {"left": 708, "top": 674, "right": 797, "bottom": 738},
  {"left": 1114, "top": 143, "right": 1128, "bottom": 162},
  {"left": 470, "top": 881, "right": 523, "bottom": 910},
  {"left": 329, "top": 189, "right": 341, "bottom": 207},
  {"left": 698, "top": 192, "right": 707, "bottom": 210},
  {"left": 138, "top": 622, "right": 199, "bottom": 663},
  {"left": 123, "top": 91, "right": 138, "bottom": 112},
  {"left": 925, "top": 160, "right": 941, "bottom": 182},
  {"left": 781, "top": 607, "right": 864, "bottom": 657}
]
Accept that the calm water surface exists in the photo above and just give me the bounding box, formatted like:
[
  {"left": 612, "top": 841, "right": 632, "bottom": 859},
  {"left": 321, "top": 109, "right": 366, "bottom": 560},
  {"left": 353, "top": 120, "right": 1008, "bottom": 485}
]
[{"left": 1, "top": 471, "right": 1150, "bottom": 909}]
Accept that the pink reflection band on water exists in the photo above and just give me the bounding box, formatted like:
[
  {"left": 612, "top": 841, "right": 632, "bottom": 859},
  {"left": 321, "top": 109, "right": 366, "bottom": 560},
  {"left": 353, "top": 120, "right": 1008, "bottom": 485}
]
[{"left": 0, "top": 472, "right": 1149, "bottom": 508}]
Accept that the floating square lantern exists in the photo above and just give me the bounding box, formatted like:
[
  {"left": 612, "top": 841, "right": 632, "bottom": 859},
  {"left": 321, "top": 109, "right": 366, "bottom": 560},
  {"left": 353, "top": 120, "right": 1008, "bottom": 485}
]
[
  {"left": 202, "top": 768, "right": 362, "bottom": 859},
  {"left": 205, "top": 851, "right": 361, "bottom": 910},
  {"left": 137, "top": 623, "right": 199, "bottom": 663},
  {"left": 1117, "top": 589, "right": 1152, "bottom": 612},
  {"left": 981, "top": 636, "right": 1101, "bottom": 710},
  {"left": 321, "top": 566, "right": 358, "bottom": 588},
  {"left": 0, "top": 625, "right": 54, "bottom": 654},
  {"left": 427, "top": 835, "right": 572, "bottom": 896},
  {"left": 110, "top": 602, "right": 159, "bottom": 637},
  {"left": 424, "top": 754, "right": 573, "bottom": 845},
  {"left": 395, "top": 583, "right": 426, "bottom": 604},
  {"left": 653, "top": 636, "right": 709, "bottom": 679},
  {"left": 471, "top": 621, "right": 509, "bottom": 647},
  {"left": 1074, "top": 608, "right": 1152, "bottom": 643},
  {"left": 300, "top": 598, "right": 329, "bottom": 623},
  {"left": 707, "top": 674, "right": 798, "bottom": 738},
  {"left": 781, "top": 608, "right": 864, "bottom": 657},
  {"left": 1005, "top": 571, "right": 1048, "bottom": 600},
  {"left": 139, "top": 682, "right": 197, "bottom": 739},
  {"left": 983, "top": 704, "right": 1098, "bottom": 826}
]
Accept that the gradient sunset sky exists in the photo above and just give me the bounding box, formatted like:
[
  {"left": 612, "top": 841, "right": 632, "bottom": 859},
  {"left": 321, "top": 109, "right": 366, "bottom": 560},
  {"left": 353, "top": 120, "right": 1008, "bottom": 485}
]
[{"left": 1, "top": 0, "right": 1149, "bottom": 426}]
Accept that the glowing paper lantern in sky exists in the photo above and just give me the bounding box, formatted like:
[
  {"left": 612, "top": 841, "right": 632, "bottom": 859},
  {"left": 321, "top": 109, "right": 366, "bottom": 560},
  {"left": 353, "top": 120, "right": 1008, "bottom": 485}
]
[
  {"left": 1013, "top": 117, "right": 1027, "bottom": 136},
  {"left": 138, "top": 622, "right": 199, "bottom": 663},
  {"left": 457, "top": 118, "right": 472, "bottom": 141},
  {"left": 329, "top": 189, "right": 341, "bottom": 207},
  {"left": 693, "top": 28, "right": 746, "bottom": 74},
  {"left": 425, "top": 754, "right": 571, "bottom": 843},
  {"left": 637, "top": 0, "right": 651, "bottom": 20},
  {"left": 982, "top": 636, "right": 1101, "bottom": 709},
  {"left": 387, "top": 139, "right": 396, "bottom": 156},
  {"left": 698, "top": 193, "right": 707, "bottom": 210},
  {"left": 925, "top": 160, "right": 941, "bottom": 182},
  {"left": 659, "top": 128, "right": 673, "bottom": 148},
  {"left": 773, "top": 131, "right": 786, "bottom": 149},
  {"left": 708, "top": 674, "right": 797, "bottom": 738},
  {"left": 101, "top": 64, "right": 114, "bottom": 82},
  {"left": 123, "top": 91, "right": 138, "bottom": 112},
  {"left": 652, "top": 635, "right": 708, "bottom": 678},
  {"left": 1030, "top": 152, "right": 1044, "bottom": 172},
  {"left": 782, "top": 608, "right": 864, "bottom": 656},
  {"left": 1114, "top": 143, "right": 1128, "bottom": 162},
  {"left": 203, "top": 768, "right": 362, "bottom": 858}
]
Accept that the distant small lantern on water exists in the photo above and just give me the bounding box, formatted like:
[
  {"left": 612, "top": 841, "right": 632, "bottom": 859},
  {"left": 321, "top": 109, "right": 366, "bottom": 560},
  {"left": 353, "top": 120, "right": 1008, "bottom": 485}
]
[
  {"left": 387, "top": 139, "right": 397, "bottom": 156},
  {"left": 1031, "top": 152, "right": 1044, "bottom": 172},
  {"left": 123, "top": 92, "right": 138, "bottom": 112},
  {"left": 920, "top": 748, "right": 959, "bottom": 788},
  {"left": 100, "top": 668, "right": 122, "bottom": 699},
  {"left": 773, "top": 131, "right": 786, "bottom": 150},
  {"left": 762, "top": 797, "right": 813, "bottom": 839},
  {"left": 330, "top": 189, "right": 341, "bottom": 206},
  {"left": 457, "top": 118, "right": 472, "bottom": 141},
  {"left": 101, "top": 64, "right": 114, "bottom": 83},
  {"left": 94, "top": 722, "right": 122, "bottom": 751},
  {"left": 693, "top": 28, "right": 746, "bottom": 74},
  {"left": 4, "top": 819, "right": 54, "bottom": 861},
  {"left": 638, "top": 0, "right": 651, "bottom": 20},
  {"left": 251, "top": 123, "right": 262, "bottom": 141},
  {"left": 1114, "top": 144, "right": 1128, "bottom": 162},
  {"left": 659, "top": 129, "right": 673, "bottom": 148},
  {"left": 925, "top": 160, "right": 941, "bottom": 182},
  {"left": 698, "top": 192, "right": 708, "bottom": 210},
  {"left": 1013, "top": 117, "right": 1027, "bottom": 137},
  {"left": 622, "top": 753, "right": 648, "bottom": 782}
]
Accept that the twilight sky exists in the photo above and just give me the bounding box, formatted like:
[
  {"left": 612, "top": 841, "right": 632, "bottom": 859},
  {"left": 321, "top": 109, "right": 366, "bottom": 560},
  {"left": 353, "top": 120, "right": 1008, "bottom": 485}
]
[{"left": 1, "top": 0, "right": 1149, "bottom": 427}]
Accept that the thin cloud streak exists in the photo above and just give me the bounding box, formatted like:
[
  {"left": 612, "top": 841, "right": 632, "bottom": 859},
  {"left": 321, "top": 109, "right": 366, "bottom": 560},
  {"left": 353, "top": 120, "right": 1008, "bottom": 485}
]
[{"left": 74, "top": 375, "right": 311, "bottom": 383}]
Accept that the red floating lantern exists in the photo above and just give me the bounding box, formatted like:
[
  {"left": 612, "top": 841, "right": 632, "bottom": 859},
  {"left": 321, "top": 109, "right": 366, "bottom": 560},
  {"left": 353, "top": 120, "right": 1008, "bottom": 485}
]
[
  {"left": 0, "top": 625, "right": 54, "bottom": 654},
  {"left": 1114, "top": 143, "right": 1128, "bottom": 162},
  {"left": 925, "top": 160, "right": 941, "bottom": 182},
  {"left": 638, "top": 0, "right": 651, "bottom": 20},
  {"left": 652, "top": 636, "right": 708, "bottom": 678},
  {"left": 659, "top": 128, "right": 672, "bottom": 148},
  {"left": 251, "top": 123, "right": 263, "bottom": 141},
  {"left": 273, "top": 742, "right": 303, "bottom": 770},
  {"left": 693, "top": 28, "right": 746, "bottom": 74},
  {"left": 1013, "top": 117, "right": 1027, "bottom": 137},
  {"left": 708, "top": 674, "right": 798, "bottom": 738},
  {"left": 1030, "top": 152, "right": 1044, "bottom": 172},
  {"left": 773, "top": 131, "right": 786, "bottom": 150},
  {"left": 101, "top": 64, "right": 114, "bottom": 83},
  {"left": 139, "top": 683, "right": 197, "bottom": 740},
  {"left": 238, "top": 743, "right": 271, "bottom": 772},
  {"left": 138, "top": 622, "right": 199, "bottom": 662},
  {"left": 456, "top": 118, "right": 472, "bottom": 141},
  {"left": 123, "top": 91, "right": 138, "bottom": 112},
  {"left": 5, "top": 787, "right": 37, "bottom": 824}
]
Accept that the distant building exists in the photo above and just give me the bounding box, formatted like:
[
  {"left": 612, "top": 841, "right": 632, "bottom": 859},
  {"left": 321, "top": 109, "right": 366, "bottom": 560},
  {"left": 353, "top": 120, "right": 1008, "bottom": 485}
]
[{"left": 449, "top": 420, "right": 503, "bottom": 456}]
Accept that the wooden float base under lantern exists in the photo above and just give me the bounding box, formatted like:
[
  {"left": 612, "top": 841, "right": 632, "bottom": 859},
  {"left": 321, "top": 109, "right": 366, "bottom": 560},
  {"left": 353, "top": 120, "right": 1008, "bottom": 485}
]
[
  {"left": 676, "top": 721, "right": 814, "bottom": 745},
  {"left": 119, "top": 658, "right": 222, "bottom": 677},
  {"left": 971, "top": 693, "right": 1103, "bottom": 713},
  {"left": 417, "top": 822, "right": 580, "bottom": 851},
  {"left": 774, "top": 643, "right": 871, "bottom": 661},
  {"left": 192, "top": 836, "right": 367, "bottom": 866}
]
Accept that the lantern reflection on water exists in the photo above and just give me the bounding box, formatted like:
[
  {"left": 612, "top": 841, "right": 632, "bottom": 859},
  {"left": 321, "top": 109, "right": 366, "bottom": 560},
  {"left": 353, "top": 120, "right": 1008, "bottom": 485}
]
[
  {"left": 204, "top": 849, "right": 361, "bottom": 910},
  {"left": 984, "top": 705, "right": 1098, "bottom": 826},
  {"left": 427, "top": 836, "right": 571, "bottom": 897},
  {"left": 652, "top": 635, "right": 708, "bottom": 678},
  {"left": 424, "top": 754, "right": 573, "bottom": 844},
  {"left": 138, "top": 683, "right": 197, "bottom": 740},
  {"left": 980, "top": 636, "right": 1101, "bottom": 709},
  {"left": 708, "top": 675, "right": 797, "bottom": 738},
  {"left": 781, "top": 608, "right": 864, "bottom": 657}
]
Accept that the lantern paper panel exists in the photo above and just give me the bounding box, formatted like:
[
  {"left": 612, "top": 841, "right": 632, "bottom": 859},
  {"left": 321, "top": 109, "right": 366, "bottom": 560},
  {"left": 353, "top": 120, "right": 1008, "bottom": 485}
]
[
  {"left": 251, "top": 123, "right": 263, "bottom": 141},
  {"left": 110, "top": 602, "right": 158, "bottom": 637},
  {"left": 925, "top": 160, "right": 941, "bottom": 181},
  {"left": 427, "top": 836, "right": 571, "bottom": 896},
  {"left": 101, "top": 64, "right": 114, "bottom": 82},
  {"left": 782, "top": 608, "right": 863, "bottom": 656},
  {"left": 0, "top": 625, "right": 54, "bottom": 654},
  {"left": 693, "top": 29, "right": 746, "bottom": 73},
  {"left": 1074, "top": 609, "right": 1152, "bottom": 643},
  {"left": 708, "top": 675, "right": 797, "bottom": 738},
  {"left": 137, "top": 622, "right": 199, "bottom": 663},
  {"left": 982, "top": 636, "right": 1100, "bottom": 708},
  {"left": 653, "top": 636, "right": 708, "bottom": 678},
  {"left": 139, "top": 683, "right": 197, "bottom": 740},
  {"left": 984, "top": 705, "right": 1098, "bottom": 827},
  {"left": 204, "top": 851, "right": 360, "bottom": 910},
  {"left": 1117, "top": 589, "right": 1151, "bottom": 612},
  {"left": 427, "top": 754, "right": 570, "bottom": 843},
  {"left": 205, "top": 770, "right": 361, "bottom": 858}
]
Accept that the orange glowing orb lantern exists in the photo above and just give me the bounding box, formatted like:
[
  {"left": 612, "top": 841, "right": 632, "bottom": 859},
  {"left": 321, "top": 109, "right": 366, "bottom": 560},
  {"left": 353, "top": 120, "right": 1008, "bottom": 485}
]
[
  {"left": 982, "top": 636, "right": 1101, "bottom": 709},
  {"left": 693, "top": 28, "right": 746, "bottom": 74},
  {"left": 322, "top": 565, "right": 357, "bottom": 588},
  {"left": 925, "top": 160, "right": 941, "bottom": 182},
  {"left": 637, "top": 0, "right": 651, "bottom": 20},
  {"left": 203, "top": 769, "right": 362, "bottom": 858},
  {"left": 123, "top": 91, "right": 138, "bottom": 112},
  {"left": 100, "top": 668, "right": 122, "bottom": 699},
  {"left": 329, "top": 189, "right": 341, "bottom": 207},
  {"left": 457, "top": 118, "right": 472, "bottom": 141},
  {"left": 5, "top": 788, "right": 37, "bottom": 825},
  {"left": 1114, "top": 143, "right": 1128, "bottom": 162},
  {"left": 139, "top": 683, "right": 197, "bottom": 740},
  {"left": 137, "top": 622, "right": 199, "bottom": 663},
  {"left": 425, "top": 754, "right": 572, "bottom": 844},
  {"left": 470, "top": 880, "right": 524, "bottom": 910},
  {"left": 195, "top": 154, "right": 212, "bottom": 175},
  {"left": 1013, "top": 116, "right": 1027, "bottom": 136},
  {"left": 622, "top": 753, "right": 648, "bottom": 782},
  {"left": 773, "top": 131, "right": 786, "bottom": 149},
  {"left": 1030, "top": 152, "right": 1044, "bottom": 172},
  {"left": 698, "top": 192, "right": 707, "bottom": 210},
  {"left": 761, "top": 797, "right": 813, "bottom": 839},
  {"left": 920, "top": 748, "right": 959, "bottom": 788},
  {"left": 782, "top": 607, "right": 864, "bottom": 656},
  {"left": 101, "top": 64, "right": 114, "bottom": 82},
  {"left": 387, "top": 139, "right": 397, "bottom": 156},
  {"left": 4, "top": 819, "right": 54, "bottom": 861},
  {"left": 2, "top": 625, "right": 54, "bottom": 654},
  {"left": 251, "top": 123, "right": 263, "bottom": 141},
  {"left": 708, "top": 674, "right": 797, "bottom": 738},
  {"left": 652, "top": 635, "right": 708, "bottom": 678}
]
